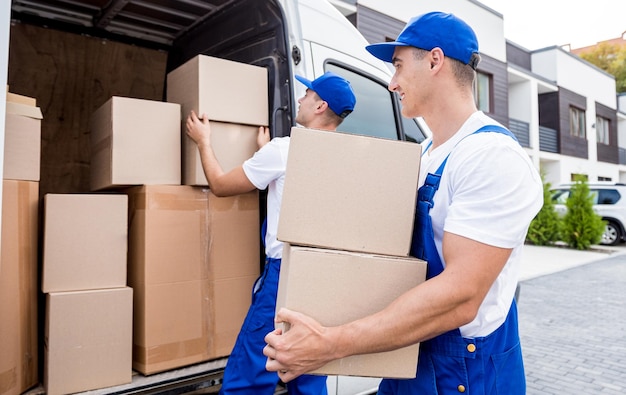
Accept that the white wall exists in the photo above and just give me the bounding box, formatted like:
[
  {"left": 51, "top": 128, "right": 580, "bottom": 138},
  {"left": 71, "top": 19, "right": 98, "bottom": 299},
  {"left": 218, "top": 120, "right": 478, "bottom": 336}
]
[
  {"left": 532, "top": 48, "right": 616, "bottom": 108},
  {"left": 358, "top": 0, "right": 507, "bottom": 62}
]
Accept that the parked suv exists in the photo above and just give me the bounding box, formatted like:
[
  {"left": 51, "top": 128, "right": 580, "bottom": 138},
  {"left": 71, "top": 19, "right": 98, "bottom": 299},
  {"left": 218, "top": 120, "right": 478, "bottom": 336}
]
[{"left": 551, "top": 182, "right": 626, "bottom": 246}]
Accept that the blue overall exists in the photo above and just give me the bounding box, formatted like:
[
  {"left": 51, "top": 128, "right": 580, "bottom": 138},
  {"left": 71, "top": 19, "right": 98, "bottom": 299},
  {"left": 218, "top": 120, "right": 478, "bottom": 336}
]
[
  {"left": 378, "top": 125, "right": 526, "bottom": 394},
  {"left": 220, "top": 223, "right": 328, "bottom": 394}
]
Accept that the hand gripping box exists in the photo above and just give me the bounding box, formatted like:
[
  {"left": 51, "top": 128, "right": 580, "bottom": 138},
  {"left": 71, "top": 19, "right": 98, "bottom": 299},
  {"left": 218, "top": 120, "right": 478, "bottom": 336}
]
[{"left": 276, "top": 245, "right": 427, "bottom": 378}]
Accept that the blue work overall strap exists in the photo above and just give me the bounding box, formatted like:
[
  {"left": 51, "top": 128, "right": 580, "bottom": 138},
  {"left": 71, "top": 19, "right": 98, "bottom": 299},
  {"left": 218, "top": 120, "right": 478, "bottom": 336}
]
[{"left": 410, "top": 124, "right": 517, "bottom": 278}]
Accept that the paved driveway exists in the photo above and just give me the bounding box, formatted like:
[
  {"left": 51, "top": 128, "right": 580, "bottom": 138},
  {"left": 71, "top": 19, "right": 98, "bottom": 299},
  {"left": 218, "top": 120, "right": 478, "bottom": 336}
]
[{"left": 518, "top": 254, "right": 626, "bottom": 394}]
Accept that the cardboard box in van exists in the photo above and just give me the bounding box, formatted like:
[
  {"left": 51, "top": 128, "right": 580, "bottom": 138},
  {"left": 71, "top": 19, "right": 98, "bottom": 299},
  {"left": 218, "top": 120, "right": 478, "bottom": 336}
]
[
  {"left": 41, "top": 193, "right": 128, "bottom": 293},
  {"left": 44, "top": 287, "right": 133, "bottom": 395},
  {"left": 3, "top": 99, "right": 43, "bottom": 181},
  {"left": 276, "top": 245, "right": 427, "bottom": 378},
  {"left": 166, "top": 54, "right": 268, "bottom": 126},
  {"left": 166, "top": 55, "right": 268, "bottom": 187},
  {"left": 278, "top": 127, "right": 421, "bottom": 257},
  {"left": 0, "top": 180, "right": 39, "bottom": 395},
  {"left": 89, "top": 96, "right": 182, "bottom": 191},
  {"left": 124, "top": 185, "right": 260, "bottom": 374}
]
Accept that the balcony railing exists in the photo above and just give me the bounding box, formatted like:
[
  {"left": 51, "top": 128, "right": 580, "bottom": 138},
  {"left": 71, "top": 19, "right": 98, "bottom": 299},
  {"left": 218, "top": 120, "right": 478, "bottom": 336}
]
[
  {"left": 509, "top": 119, "right": 530, "bottom": 147},
  {"left": 539, "top": 126, "right": 558, "bottom": 153}
]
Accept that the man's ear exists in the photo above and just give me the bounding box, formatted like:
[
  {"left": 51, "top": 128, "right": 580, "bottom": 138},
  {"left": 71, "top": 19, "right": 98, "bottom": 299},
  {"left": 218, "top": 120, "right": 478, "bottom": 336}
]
[
  {"left": 316, "top": 100, "right": 329, "bottom": 114},
  {"left": 430, "top": 47, "right": 444, "bottom": 70}
]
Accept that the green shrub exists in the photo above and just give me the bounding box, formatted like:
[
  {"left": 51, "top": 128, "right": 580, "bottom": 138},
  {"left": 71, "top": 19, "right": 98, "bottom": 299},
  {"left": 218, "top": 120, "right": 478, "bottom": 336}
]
[
  {"left": 560, "top": 179, "right": 606, "bottom": 250},
  {"left": 526, "top": 174, "right": 561, "bottom": 246}
]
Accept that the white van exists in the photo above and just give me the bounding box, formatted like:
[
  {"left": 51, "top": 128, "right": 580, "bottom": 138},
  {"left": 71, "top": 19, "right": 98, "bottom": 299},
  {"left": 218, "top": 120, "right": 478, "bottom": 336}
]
[
  {"left": 166, "top": 0, "right": 427, "bottom": 144},
  {"left": 6, "top": 0, "right": 426, "bottom": 394}
]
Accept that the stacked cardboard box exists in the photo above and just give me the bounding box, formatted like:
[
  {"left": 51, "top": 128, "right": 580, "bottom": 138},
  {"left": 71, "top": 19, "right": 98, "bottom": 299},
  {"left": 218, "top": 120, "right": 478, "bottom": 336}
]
[
  {"left": 0, "top": 91, "right": 42, "bottom": 395},
  {"left": 276, "top": 127, "right": 427, "bottom": 378},
  {"left": 166, "top": 54, "right": 268, "bottom": 186},
  {"left": 89, "top": 96, "right": 182, "bottom": 191},
  {"left": 123, "top": 185, "right": 260, "bottom": 374},
  {"left": 41, "top": 193, "right": 133, "bottom": 395},
  {"left": 75, "top": 55, "right": 269, "bottom": 376}
]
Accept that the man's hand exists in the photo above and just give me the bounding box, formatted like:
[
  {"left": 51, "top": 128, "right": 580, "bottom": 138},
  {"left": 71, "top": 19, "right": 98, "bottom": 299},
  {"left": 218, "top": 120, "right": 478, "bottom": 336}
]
[
  {"left": 185, "top": 110, "right": 211, "bottom": 148},
  {"left": 257, "top": 126, "right": 271, "bottom": 149},
  {"left": 263, "top": 308, "right": 335, "bottom": 382}
]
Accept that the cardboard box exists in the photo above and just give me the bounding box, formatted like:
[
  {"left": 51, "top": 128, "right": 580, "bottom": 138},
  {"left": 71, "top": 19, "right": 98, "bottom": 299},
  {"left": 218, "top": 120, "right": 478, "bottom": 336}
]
[
  {"left": 183, "top": 121, "right": 259, "bottom": 186},
  {"left": 166, "top": 55, "right": 268, "bottom": 126},
  {"left": 278, "top": 127, "right": 422, "bottom": 256},
  {"left": 6, "top": 89, "right": 37, "bottom": 106},
  {"left": 89, "top": 96, "right": 182, "bottom": 191},
  {"left": 3, "top": 100, "right": 43, "bottom": 181},
  {"left": 166, "top": 55, "right": 268, "bottom": 187},
  {"left": 0, "top": 180, "right": 39, "bottom": 395},
  {"left": 44, "top": 287, "right": 133, "bottom": 395},
  {"left": 277, "top": 245, "right": 427, "bottom": 378},
  {"left": 42, "top": 193, "right": 128, "bottom": 293},
  {"left": 124, "top": 185, "right": 261, "bottom": 374}
]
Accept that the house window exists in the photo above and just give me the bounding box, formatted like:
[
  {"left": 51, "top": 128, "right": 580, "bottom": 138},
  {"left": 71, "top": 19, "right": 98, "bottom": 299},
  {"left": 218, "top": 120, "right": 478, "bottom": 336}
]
[
  {"left": 474, "top": 72, "right": 491, "bottom": 113},
  {"left": 598, "top": 176, "right": 612, "bottom": 181},
  {"left": 569, "top": 106, "right": 586, "bottom": 138},
  {"left": 596, "top": 115, "right": 610, "bottom": 144}
]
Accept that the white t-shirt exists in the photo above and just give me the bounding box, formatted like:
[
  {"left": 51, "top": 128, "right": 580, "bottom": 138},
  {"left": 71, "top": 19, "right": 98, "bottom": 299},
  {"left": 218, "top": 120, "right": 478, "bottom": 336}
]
[
  {"left": 242, "top": 136, "right": 290, "bottom": 259},
  {"left": 419, "top": 111, "right": 543, "bottom": 337}
]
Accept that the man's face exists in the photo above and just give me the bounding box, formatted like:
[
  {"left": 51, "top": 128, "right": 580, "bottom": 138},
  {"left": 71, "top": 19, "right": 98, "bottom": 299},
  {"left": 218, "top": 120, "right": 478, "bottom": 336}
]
[
  {"left": 389, "top": 46, "right": 429, "bottom": 118},
  {"left": 295, "top": 89, "right": 324, "bottom": 127}
]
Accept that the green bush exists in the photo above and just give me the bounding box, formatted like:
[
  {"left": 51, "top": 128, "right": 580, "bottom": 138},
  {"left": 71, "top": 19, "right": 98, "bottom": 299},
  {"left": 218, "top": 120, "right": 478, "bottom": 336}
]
[
  {"left": 526, "top": 175, "right": 561, "bottom": 246},
  {"left": 560, "top": 179, "right": 606, "bottom": 250}
]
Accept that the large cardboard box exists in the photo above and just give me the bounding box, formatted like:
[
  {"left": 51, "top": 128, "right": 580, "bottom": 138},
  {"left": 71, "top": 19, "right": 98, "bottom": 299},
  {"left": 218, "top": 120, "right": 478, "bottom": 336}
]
[
  {"left": 166, "top": 55, "right": 268, "bottom": 126},
  {"left": 277, "top": 245, "right": 427, "bottom": 378},
  {"left": 0, "top": 180, "right": 39, "bottom": 395},
  {"left": 278, "top": 127, "right": 421, "bottom": 256},
  {"left": 90, "top": 96, "right": 182, "bottom": 191},
  {"left": 124, "top": 185, "right": 261, "bottom": 374},
  {"left": 183, "top": 121, "right": 259, "bottom": 186},
  {"left": 3, "top": 99, "right": 43, "bottom": 181},
  {"left": 44, "top": 287, "right": 133, "bottom": 395},
  {"left": 42, "top": 193, "right": 128, "bottom": 293},
  {"left": 166, "top": 55, "right": 268, "bottom": 186}
]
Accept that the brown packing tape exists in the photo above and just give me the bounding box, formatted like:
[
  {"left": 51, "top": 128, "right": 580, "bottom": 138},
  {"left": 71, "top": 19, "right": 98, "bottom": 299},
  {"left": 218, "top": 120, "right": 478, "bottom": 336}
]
[
  {"left": 0, "top": 367, "right": 16, "bottom": 394},
  {"left": 127, "top": 187, "right": 211, "bottom": 212},
  {"left": 132, "top": 335, "right": 211, "bottom": 366}
]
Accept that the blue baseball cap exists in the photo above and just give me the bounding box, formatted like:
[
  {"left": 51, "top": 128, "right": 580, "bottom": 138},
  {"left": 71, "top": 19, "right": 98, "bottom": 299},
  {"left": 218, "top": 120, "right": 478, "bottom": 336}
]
[
  {"left": 366, "top": 11, "right": 479, "bottom": 69},
  {"left": 295, "top": 71, "right": 356, "bottom": 118}
]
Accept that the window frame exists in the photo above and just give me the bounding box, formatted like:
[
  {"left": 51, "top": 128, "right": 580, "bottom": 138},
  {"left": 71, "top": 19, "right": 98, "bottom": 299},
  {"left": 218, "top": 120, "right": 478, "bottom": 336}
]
[
  {"left": 569, "top": 106, "right": 587, "bottom": 138},
  {"left": 474, "top": 71, "right": 491, "bottom": 113},
  {"left": 596, "top": 115, "right": 610, "bottom": 145}
]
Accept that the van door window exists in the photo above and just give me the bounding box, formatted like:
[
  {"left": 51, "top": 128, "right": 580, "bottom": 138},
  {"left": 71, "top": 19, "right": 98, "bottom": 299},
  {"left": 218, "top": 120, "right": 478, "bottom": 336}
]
[{"left": 325, "top": 64, "right": 398, "bottom": 140}]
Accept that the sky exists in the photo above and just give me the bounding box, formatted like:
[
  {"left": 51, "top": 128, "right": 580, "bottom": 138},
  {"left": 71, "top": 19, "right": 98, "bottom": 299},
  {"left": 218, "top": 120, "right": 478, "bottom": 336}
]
[{"left": 477, "top": 0, "right": 626, "bottom": 50}]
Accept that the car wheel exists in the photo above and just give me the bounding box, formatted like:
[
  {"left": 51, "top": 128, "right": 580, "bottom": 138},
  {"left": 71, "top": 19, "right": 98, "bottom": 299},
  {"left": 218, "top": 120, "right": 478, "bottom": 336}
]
[{"left": 601, "top": 221, "right": 621, "bottom": 246}]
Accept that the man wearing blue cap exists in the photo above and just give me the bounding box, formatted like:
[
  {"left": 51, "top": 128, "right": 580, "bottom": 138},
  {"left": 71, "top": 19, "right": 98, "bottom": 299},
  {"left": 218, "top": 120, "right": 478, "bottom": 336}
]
[
  {"left": 264, "top": 12, "right": 542, "bottom": 394},
  {"left": 186, "top": 71, "right": 356, "bottom": 395}
]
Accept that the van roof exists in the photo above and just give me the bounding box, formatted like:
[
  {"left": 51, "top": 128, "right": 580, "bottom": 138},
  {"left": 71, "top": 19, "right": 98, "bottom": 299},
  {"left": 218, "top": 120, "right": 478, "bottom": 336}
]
[{"left": 11, "top": 0, "right": 249, "bottom": 48}]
